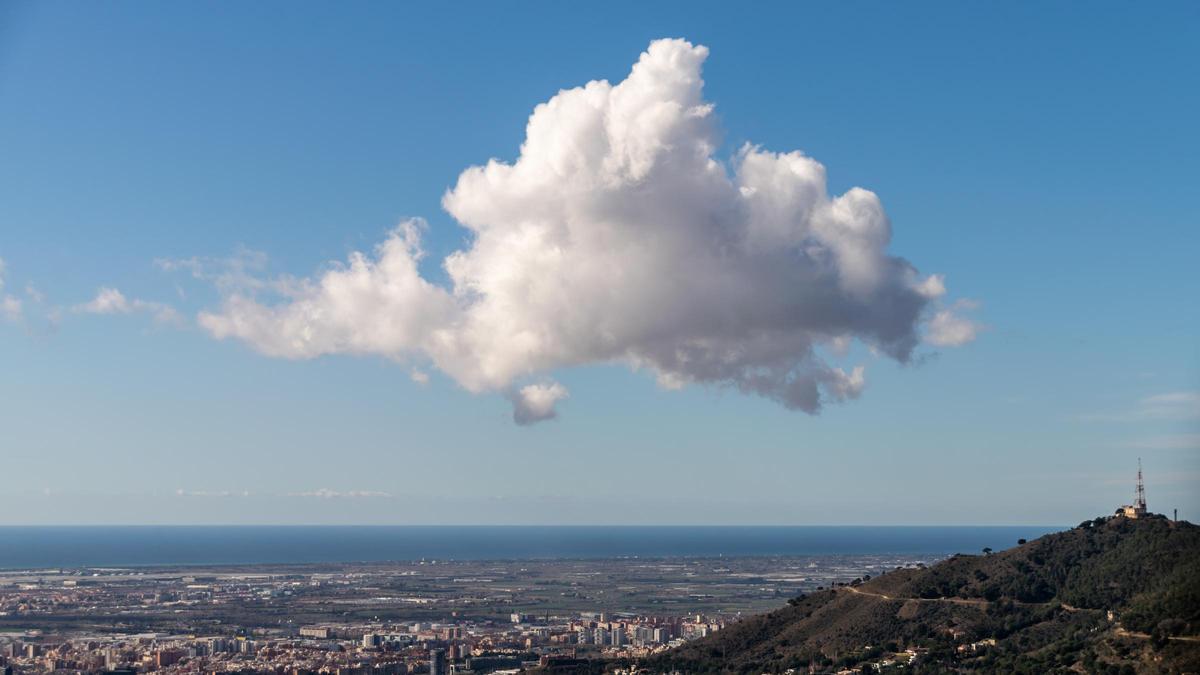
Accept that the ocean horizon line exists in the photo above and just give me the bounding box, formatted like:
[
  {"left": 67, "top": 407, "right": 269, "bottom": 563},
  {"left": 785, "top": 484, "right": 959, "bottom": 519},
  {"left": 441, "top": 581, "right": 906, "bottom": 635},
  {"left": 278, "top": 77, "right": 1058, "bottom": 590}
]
[
  {"left": 0, "top": 523, "right": 1068, "bottom": 528},
  {"left": 0, "top": 524, "right": 1065, "bottom": 570}
]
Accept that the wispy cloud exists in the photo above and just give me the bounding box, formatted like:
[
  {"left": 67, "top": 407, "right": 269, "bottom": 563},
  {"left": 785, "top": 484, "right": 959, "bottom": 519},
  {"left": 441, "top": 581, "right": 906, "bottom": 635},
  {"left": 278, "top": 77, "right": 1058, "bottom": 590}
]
[
  {"left": 155, "top": 246, "right": 275, "bottom": 295},
  {"left": 0, "top": 295, "right": 20, "bottom": 323},
  {"left": 1136, "top": 392, "right": 1200, "bottom": 420},
  {"left": 24, "top": 283, "right": 45, "bottom": 304},
  {"left": 174, "top": 489, "right": 252, "bottom": 498},
  {"left": 173, "top": 488, "right": 393, "bottom": 499},
  {"left": 0, "top": 257, "right": 23, "bottom": 323},
  {"left": 1083, "top": 391, "right": 1200, "bottom": 423},
  {"left": 75, "top": 287, "right": 182, "bottom": 325},
  {"left": 0, "top": 259, "right": 66, "bottom": 334},
  {"left": 925, "top": 297, "right": 984, "bottom": 347},
  {"left": 288, "top": 488, "right": 393, "bottom": 499}
]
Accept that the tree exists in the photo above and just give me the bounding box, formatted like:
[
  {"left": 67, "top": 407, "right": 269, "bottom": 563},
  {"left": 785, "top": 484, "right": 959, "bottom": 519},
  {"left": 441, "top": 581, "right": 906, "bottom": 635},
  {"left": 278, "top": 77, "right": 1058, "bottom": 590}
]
[{"left": 983, "top": 547, "right": 994, "bottom": 556}]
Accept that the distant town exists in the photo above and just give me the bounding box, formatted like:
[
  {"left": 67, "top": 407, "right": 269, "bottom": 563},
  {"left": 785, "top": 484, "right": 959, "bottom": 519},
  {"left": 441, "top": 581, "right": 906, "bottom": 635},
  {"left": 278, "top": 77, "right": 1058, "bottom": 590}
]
[{"left": 0, "top": 554, "right": 933, "bottom": 674}]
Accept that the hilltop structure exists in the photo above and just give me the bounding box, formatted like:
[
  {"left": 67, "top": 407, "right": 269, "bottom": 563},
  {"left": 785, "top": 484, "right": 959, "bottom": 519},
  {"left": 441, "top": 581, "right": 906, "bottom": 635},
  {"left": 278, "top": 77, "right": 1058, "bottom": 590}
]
[
  {"left": 652, "top": 514, "right": 1200, "bottom": 673},
  {"left": 1116, "top": 459, "right": 1148, "bottom": 519}
]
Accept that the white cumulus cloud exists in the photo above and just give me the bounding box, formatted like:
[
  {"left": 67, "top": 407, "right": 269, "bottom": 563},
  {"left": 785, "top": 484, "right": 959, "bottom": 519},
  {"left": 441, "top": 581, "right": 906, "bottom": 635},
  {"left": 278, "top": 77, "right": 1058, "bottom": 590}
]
[
  {"left": 194, "top": 39, "right": 974, "bottom": 423},
  {"left": 510, "top": 382, "right": 569, "bottom": 426}
]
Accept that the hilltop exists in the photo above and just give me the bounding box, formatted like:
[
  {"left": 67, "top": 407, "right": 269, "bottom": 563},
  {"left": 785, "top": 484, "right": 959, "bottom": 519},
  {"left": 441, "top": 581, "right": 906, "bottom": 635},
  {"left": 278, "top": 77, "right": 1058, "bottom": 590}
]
[{"left": 644, "top": 515, "right": 1200, "bottom": 673}]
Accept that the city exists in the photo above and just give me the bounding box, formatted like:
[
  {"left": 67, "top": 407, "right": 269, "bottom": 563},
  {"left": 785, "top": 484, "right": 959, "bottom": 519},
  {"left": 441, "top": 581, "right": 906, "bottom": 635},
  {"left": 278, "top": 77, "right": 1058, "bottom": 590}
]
[{"left": 0, "top": 554, "right": 931, "bottom": 674}]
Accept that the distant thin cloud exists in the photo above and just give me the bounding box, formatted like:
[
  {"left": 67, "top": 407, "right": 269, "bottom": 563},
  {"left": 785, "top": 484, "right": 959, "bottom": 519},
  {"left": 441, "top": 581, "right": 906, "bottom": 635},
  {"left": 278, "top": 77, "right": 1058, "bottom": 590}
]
[
  {"left": 0, "top": 257, "right": 23, "bottom": 323},
  {"left": 155, "top": 246, "right": 273, "bottom": 295},
  {"left": 925, "top": 298, "right": 984, "bottom": 347},
  {"left": 0, "top": 261, "right": 63, "bottom": 334},
  {"left": 76, "top": 287, "right": 182, "bottom": 325},
  {"left": 289, "top": 488, "right": 393, "bottom": 499},
  {"left": 1083, "top": 391, "right": 1200, "bottom": 423},
  {"left": 173, "top": 488, "right": 392, "bottom": 499},
  {"left": 175, "top": 489, "right": 252, "bottom": 498},
  {"left": 0, "top": 295, "right": 20, "bottom": 323}
]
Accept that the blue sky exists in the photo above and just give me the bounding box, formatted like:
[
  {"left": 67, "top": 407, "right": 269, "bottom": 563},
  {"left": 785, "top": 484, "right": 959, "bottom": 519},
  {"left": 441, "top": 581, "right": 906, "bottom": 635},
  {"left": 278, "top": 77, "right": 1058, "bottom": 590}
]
[{"left": 0, "top": 2, "right": 1197, "bottom": 525}]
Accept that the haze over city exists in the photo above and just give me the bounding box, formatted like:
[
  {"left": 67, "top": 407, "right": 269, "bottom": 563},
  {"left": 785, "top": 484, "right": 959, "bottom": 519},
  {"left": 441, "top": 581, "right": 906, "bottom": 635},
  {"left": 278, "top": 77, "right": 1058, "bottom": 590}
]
[{"left": 1, "top": 2, "right": 1197, "bottom": 526}]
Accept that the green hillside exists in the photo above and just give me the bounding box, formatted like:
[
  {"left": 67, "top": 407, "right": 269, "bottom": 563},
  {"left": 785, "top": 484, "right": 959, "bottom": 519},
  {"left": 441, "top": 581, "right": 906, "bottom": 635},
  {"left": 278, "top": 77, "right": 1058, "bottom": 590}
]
[{"left": 646, "top": 515, "right": 1200, "bottom": 674}]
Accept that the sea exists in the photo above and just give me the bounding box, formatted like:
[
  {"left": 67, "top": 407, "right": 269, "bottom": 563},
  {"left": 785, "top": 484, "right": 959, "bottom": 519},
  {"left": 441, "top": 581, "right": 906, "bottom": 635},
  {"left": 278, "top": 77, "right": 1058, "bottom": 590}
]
[{"left": 0, "top": 525, "right": 1062, "bottom": 569}]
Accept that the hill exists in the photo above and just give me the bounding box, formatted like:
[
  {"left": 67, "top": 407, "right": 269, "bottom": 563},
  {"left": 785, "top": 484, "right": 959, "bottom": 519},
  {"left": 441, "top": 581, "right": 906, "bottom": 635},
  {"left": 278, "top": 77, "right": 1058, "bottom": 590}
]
[{"left": 645, "top": 515, "right": 1200, "bottom": 674}]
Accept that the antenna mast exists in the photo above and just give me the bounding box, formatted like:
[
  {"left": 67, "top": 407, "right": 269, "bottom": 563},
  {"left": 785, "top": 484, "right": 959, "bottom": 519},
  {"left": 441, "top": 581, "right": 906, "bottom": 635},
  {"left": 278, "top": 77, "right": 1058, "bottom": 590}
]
[{"left": 1136, "top": 458, "right": 1146, "bottom": 510}]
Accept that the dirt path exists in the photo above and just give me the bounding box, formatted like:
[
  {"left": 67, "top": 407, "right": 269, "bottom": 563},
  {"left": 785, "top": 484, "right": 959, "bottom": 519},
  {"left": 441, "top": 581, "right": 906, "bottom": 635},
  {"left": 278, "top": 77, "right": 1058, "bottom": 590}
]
[
  {"left": 840, "top": 585, "right": 1097, "bottom": 612},
  {"left": 841, "top": 585, "right": 991, "bottom": 607}
]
